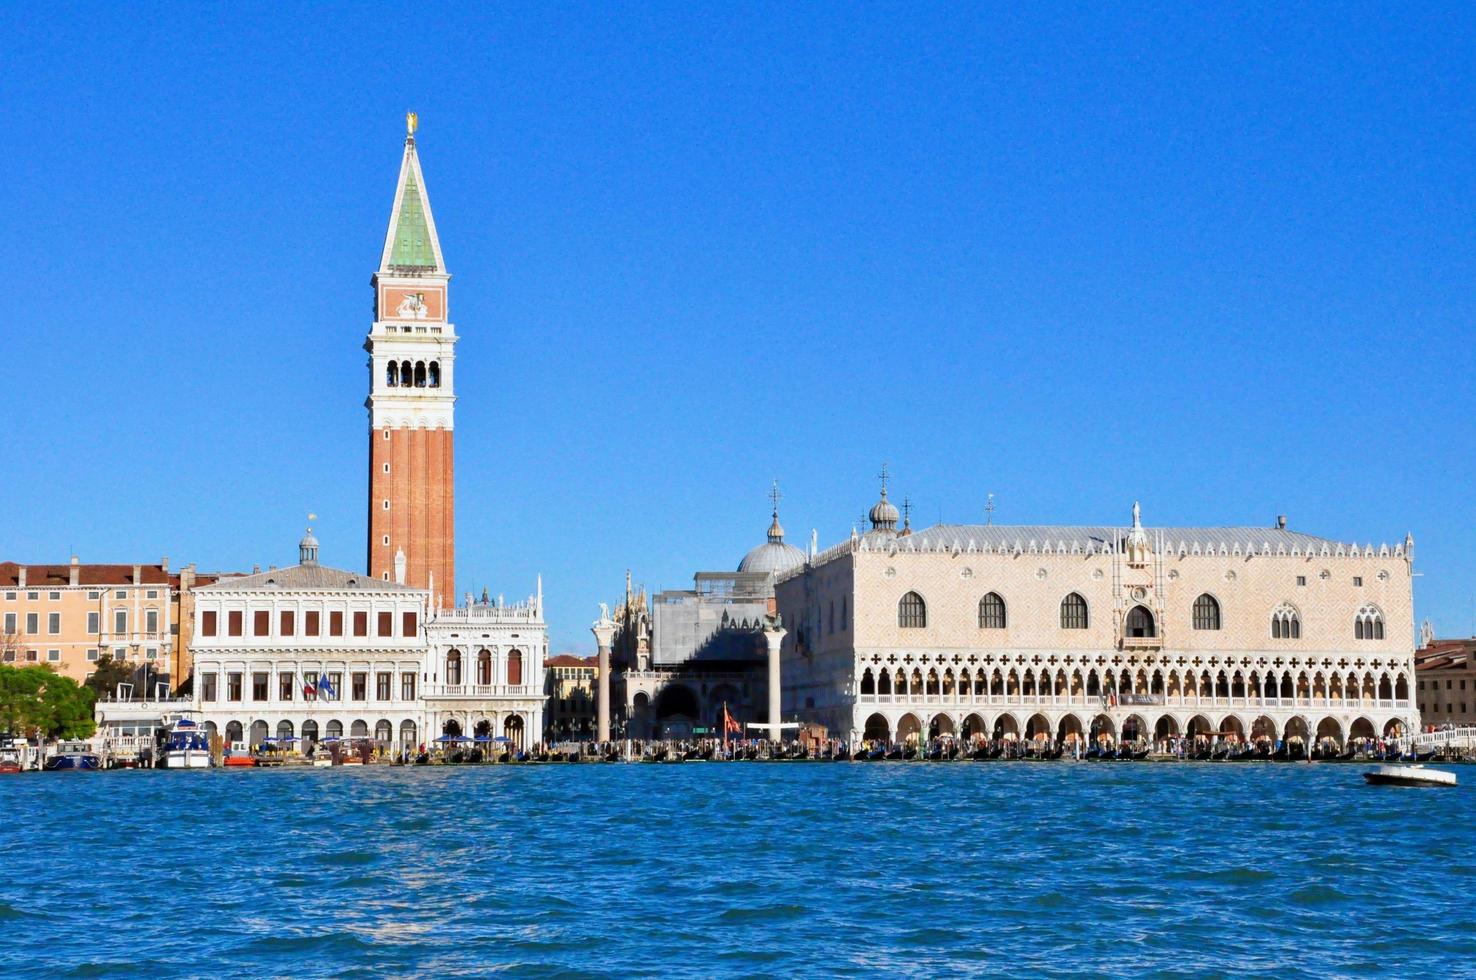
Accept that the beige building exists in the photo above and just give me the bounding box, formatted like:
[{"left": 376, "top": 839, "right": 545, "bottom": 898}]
[
  {"left": 774, "top": 488, "right": 1417, "bottom": 749},
  {"left": 1414, "top": 637, "right": 1476, "bottom": 726},
  {"left": 545, "top": 654, "right": 597, "bottom": 739},
  {"left": 0, "top": 559, "right": 215, "bottom": 690}
]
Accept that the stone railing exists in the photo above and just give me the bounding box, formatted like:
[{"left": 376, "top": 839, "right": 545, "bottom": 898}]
[{"left": 422, "top": 683, "right": 542, "bottom": 699}]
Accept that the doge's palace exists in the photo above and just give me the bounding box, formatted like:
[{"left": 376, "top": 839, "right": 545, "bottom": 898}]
[{"left": 774, "top": 486, "right": 1416, "bottom": 750}]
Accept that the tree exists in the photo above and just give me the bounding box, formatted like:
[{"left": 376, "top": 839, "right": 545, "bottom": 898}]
[
  {"left": 84, "top": 654, "right": 133, "bottom": 700},
  {"left": 0, "top": 665, "right": 96, "bottom": 739},
  {"left": 0, "top": 625, "right": 23, "bottom": 668},
  {"left": 84, "top": 655, "right": 169, "bottom": 701}
]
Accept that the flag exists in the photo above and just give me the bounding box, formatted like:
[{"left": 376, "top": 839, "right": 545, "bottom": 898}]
[
  {"left": 723, "top": 702, "right": 742, "bottom": 750},
  {"left": 302, "top": 678, "right": 316, "bottom": 699},
  {"left": 318, "top": 673, "right": 336, "bottom": 700}
]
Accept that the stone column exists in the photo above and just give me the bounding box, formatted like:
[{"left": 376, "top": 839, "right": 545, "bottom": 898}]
[
  {"left": 763, "top": 617, "right": 787, "bottom": 742},
  {"left": 592, "top": 614, "right": 616, "bottom": 743}
]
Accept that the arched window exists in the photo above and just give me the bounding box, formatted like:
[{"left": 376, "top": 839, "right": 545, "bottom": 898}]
[
  {"left": 507, "top": 649, "right": 523, "bottom": 686},
  {"left": 1271, "top": 603, "right": 1300, "bottom": 640},
  {"left": 401, "top": 360, "right": 412, "bottom": 385},
  {"left": 1060, "top": 593, "right": 1089, "bottom": 630},
  {"left": 476, "top": 649, "right": 491, "bottom": 685},
  {"left": 414, "top": 362, "right": 427, "bottom": 387},
  {"left": 1192, "top": 594, "right": 1221, "bottom": 631},
  {"left": 446, "top": 649, "right": 462, "bottom": 686},
  {"left": 860, "top": 669, "right": 875, "bottom": 695},
  {"left": 428, "top": 361, "right": 440, "bottom": 387},
  {"left": 898, "top": 592, "right": 926, "bottom": 628},
  {"left": 978, "top": 592, "right": 1006, "bottom": 629},
  {"left": 1125, "top": 605, "right": 1155, "bottom": 638},
  {"left": 1354, "top": 604, "right": 1385, "bottom": 640},
  {"left": 386, "top": 362, "right": 399, "bottom": 387}
]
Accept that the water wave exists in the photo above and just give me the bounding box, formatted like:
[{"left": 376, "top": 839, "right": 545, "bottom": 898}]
[{"left": 0, "top": 764, "right": 1471, "bottom": 976}]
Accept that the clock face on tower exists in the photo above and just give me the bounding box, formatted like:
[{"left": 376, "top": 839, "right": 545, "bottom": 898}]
[{"left": 379, "top": 284, "right": 445, "bottom": 321}]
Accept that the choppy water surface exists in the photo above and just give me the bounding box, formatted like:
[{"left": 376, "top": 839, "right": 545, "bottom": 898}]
[{"left": 3, "top": 763, "right": 1474, "bottom": 977}]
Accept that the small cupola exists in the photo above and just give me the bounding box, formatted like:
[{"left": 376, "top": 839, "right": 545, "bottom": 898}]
[{"left": 299, "top": 522, "right": 320, "bottom": 565}]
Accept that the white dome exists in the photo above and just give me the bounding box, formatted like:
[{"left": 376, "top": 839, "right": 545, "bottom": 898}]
[
  {"left": 738, "top": 540, "right": 807, "bottom": 576},
  {"left": 738, "top": 508, "right": 806, "bottom": 577}
]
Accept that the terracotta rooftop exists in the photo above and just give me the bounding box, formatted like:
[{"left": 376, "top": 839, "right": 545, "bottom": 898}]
[
  {"left": 2, "top": 561, "right": 172, "bottom": 587},
  {"left": 546, "top": 653, "right": 597, "bottom": 668},
  {"left": 1415, "top": 639, "right": 1476, "bottom": 671}
]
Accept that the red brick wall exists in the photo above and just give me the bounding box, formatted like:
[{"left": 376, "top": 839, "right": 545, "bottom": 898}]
[{"left": 368, "top": 426, "right": 454, "bottom": 606}]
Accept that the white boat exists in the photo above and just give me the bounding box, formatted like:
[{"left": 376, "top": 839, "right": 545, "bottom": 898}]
[
  {"left": 1364, "top": 764, "right": 1457, "bottom": 787},
  {"left": 157, "top": 715, "right": 213, "bottom": 769}
]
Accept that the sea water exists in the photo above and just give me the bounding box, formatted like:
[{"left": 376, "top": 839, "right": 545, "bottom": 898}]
[{"left": 2, "top": 763, "right": 1473, "bottom": 977}]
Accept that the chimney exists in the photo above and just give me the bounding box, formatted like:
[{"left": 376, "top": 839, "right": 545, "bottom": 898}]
[
  {"left": 17, "top": 566, "right": 26, "bottom": 588},
  {"left": 161, "top": 556, "right": 169, "bottom": 574},
  {"left": 132, "top": 563, "right": 142, "bottom": 585},
  {"left": 252, "top": 564, "right": 261, "bottom": 575},
  {"left": 1276, "top": 515, "right": 1287, "bottom": 530},
  {"left": 69, "top": 556, "right": 80, "bottom": 587}
]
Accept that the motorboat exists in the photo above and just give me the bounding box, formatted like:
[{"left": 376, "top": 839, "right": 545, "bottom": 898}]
[
  {"left": 43, "top": 741, "right": 101, "bottom": 771},
  {"left": 1364, "top": 764, "right": 1456, "bottom": 787},
  {"left": 0, "top": 741, "right": 24, "bottom": 774},
  {"left": 157, "top": 716, "right": 213, "bottom": 769},
  {"left": 222, "top": 741, "right": 257, "bottom": 767}
]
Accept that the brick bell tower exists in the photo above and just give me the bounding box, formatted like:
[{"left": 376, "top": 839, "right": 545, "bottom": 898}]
[{"left": 366, "top": 112, "right": 455, "bottom": 605}]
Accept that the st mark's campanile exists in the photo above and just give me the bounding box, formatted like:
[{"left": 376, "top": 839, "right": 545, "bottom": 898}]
[{"left": 365, "top": 114, "right": 455, "bottom": 606}]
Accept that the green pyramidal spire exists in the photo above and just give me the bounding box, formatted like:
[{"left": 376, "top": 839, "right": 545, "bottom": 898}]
[
  {"left": 390, "top": 170, "right": 435, "bottom": 270},
  {"left": 380, "top": 121, "right": 444, "bottom": 275}
]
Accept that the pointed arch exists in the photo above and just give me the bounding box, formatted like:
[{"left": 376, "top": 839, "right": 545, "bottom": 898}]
[
  {"left": 1060, "top": 592, "right": 1089, "bottom": 629},
  {"left": 898, "top": 591, "right": 927, "bottom": 628},
  {"left": 1125, "top": 605, "right": 1156, "bottom": 638},
  {"left": 1192, "top": 593, "right": 1221, "bottom": 630},
  {"left": 1271, "top": 602, "right": 1301, "bottom": 639},
  {"left": 978, "top": 592, "right": 1006, "bottom": 629},
  {"left": 1355, "top": 604, "right": 1385, "bottom": 640}
]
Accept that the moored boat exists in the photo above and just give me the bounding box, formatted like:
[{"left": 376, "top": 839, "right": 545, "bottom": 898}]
[
  {"left": 223, "top": 741, "right": 257, "bottom": 767},
  {"left": 157, "top": 716, "right": 213, "bottom": 769},
  {"left": 1364, "top": 764, "right": 1456, "bottom": 787},
  {"left": 0, "top": 737, "right": 28, "bottom": 773},
  {"left": 43, "top": 741, "right": 101, "bottom": 771}
]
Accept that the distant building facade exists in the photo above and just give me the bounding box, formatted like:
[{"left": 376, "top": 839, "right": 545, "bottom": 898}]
[
  {"left": 774, "top": 482, "right": 1418, "bottom": 748},
  {"left": 609, "top": 494, "right": 806, "bottom": 738},
  {"left": 1, "top": 559, "right": 216, "bottom": 690},
  {"left": 1415, "top": 636, "right": 1476, "bottom": 726},
  {"left": 545, "top": 654, "right": 597, "bottom": 739}
]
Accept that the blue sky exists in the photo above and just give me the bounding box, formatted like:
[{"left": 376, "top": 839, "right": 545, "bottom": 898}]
[{"left": 2, "top": 5, "right": 1472, "bottom": 651}]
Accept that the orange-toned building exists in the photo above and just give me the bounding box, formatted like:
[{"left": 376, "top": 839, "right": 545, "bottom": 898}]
[
  {"left": 365, "top": 116, "right": 457, "bottom": 606},
  {"left": 0, "top": 559, "right": 218, "bottom": 690}
]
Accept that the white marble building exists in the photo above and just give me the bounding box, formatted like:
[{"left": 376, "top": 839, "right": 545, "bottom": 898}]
[
  {"left": 774, "top": 487, "right": 1418, "bottom": 750},
  {"left": 189, "top": 531, "right": 544, "bottom": 751}
]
